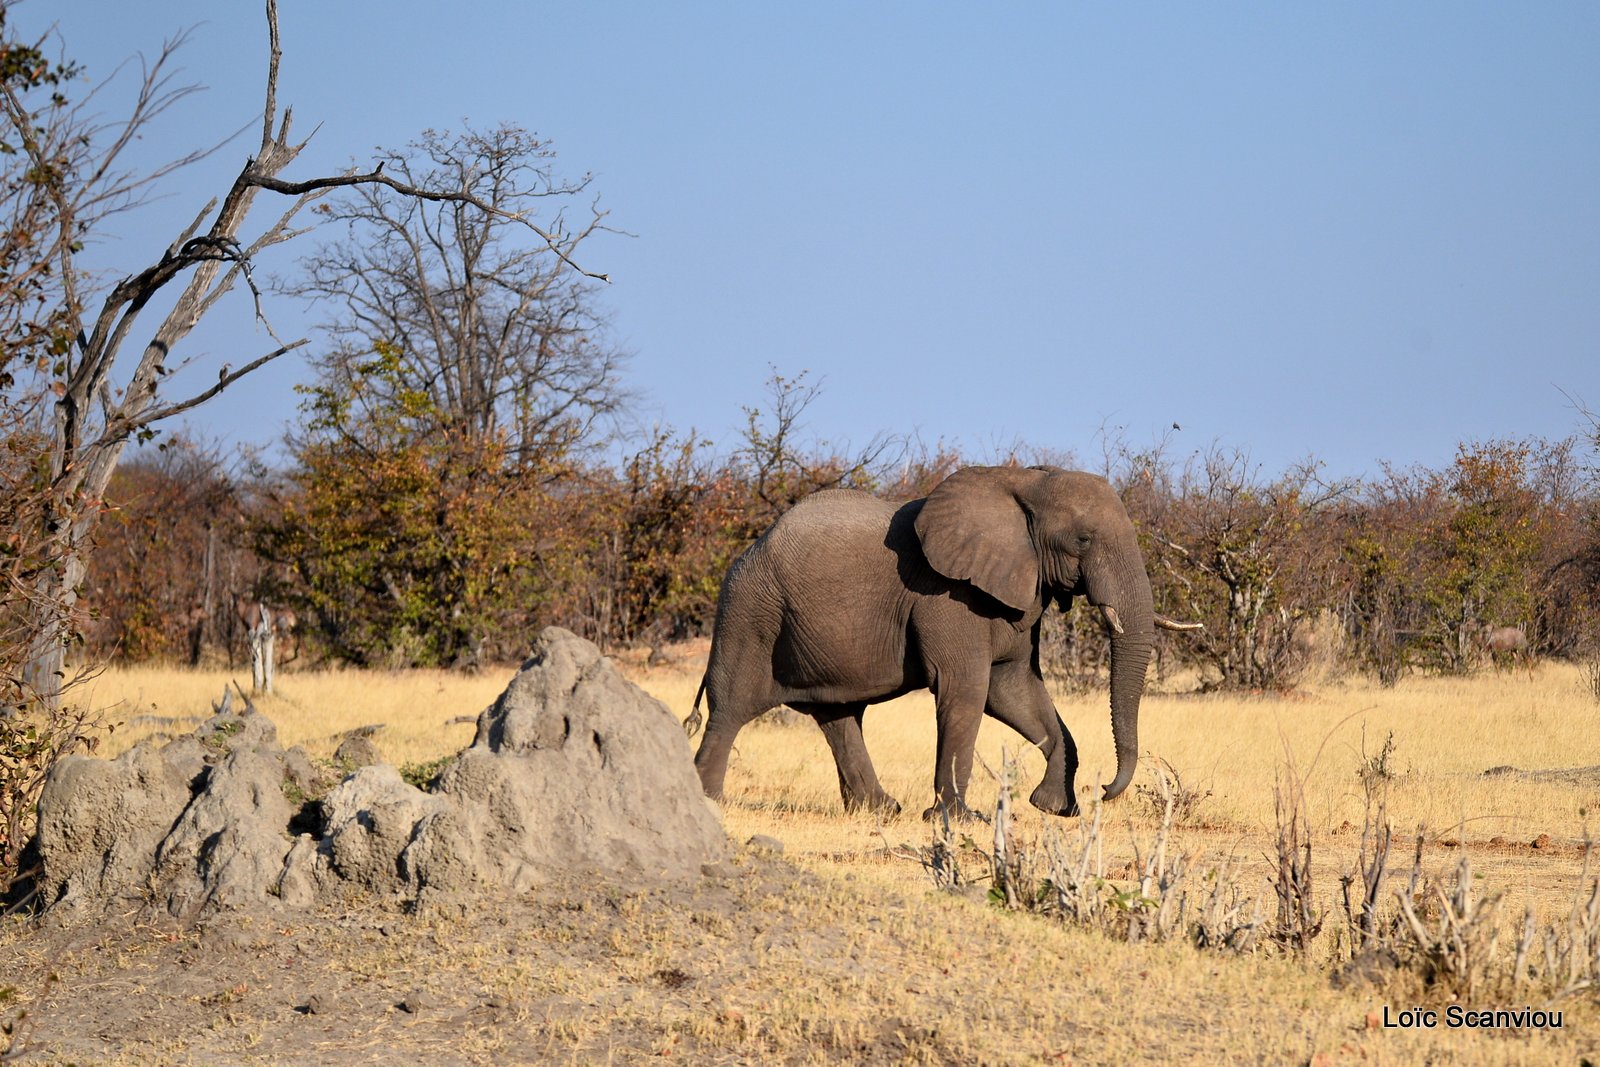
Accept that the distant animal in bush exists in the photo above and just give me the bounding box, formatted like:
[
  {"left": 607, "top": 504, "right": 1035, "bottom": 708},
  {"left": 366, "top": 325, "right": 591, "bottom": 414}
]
[
  {"left": 1479, "top": 624, "right": 1530, "bottom": 668},
  {"left": 686, "top": 465, "right": 1200, "bottom": 821}
]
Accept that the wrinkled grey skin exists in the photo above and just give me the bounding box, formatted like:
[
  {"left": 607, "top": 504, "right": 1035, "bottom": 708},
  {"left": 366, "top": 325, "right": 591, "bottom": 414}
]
[{"left": 692, "top": 465, "right": 1178, "bottom": 821}]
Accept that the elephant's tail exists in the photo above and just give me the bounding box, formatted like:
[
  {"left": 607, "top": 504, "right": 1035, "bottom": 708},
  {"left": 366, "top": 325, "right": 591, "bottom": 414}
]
[{"left": 683, "top": 675, "right": 707, "bottom": 739}]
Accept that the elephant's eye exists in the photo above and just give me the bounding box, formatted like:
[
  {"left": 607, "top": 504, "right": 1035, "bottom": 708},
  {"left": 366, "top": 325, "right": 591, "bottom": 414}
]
[{"left": 1076, "top": 534, "right": 1092, "bottom": 547}]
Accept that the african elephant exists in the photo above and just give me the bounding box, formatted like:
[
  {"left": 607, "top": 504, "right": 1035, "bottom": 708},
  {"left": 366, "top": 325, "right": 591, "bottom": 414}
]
[{"left": 688, "top": 465, "right": 1199, "bottom": 820}]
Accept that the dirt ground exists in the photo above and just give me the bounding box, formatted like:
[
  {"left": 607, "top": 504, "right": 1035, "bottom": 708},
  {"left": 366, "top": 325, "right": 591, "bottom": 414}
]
[
  {"left": 5, "top": 839, "right": 1596, "bottom": 1066},
  {"left": 7, "top": 849, "right": 1039, "bottom": 1066},
  {"left": 8, "top": 851, "right": 822, "bottom": 1066}
]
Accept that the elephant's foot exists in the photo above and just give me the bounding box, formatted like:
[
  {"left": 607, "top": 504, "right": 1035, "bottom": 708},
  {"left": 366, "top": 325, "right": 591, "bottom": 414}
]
[
  {"left": 921, "top": 798, "right": 989, "bottom": 825},
  {"left": 1028, "top": 780, "right": 1080, "bottom": 817},
  {"left": 843, "top": 791, "right": 902, "bottom": 818}
]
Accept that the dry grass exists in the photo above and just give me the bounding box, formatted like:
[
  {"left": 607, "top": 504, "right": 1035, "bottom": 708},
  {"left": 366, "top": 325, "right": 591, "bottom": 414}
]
[
  {"left": 83, "top": 663, "right": 506, "bottom": 771},
  {"left": 49, "top": 653, "right": 1600, "bottom": 1063},
  {"left": 639, "top": 660, "right": 1600, "bottom": 924},
  {"left": 83, "top": 655, "right": 1600, "bottom": 917}
]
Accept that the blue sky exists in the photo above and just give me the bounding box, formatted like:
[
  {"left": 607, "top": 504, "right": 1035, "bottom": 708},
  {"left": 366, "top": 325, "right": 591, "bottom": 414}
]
[{"left": 35, "top": 2, "right": 1600, "bottom": 479}]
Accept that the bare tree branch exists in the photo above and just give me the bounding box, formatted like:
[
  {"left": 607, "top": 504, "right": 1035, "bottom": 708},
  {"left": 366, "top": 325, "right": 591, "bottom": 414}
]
[
  {"left": 137, "top": 340, "right": 308, "bottom": 426},
  {"left": 250, "top": 167, "right": 612, "bottom": 282},
  {"left": 285, "top": 123, "right": 625, "bottom": 467},
  {"left": 2, "top": 0, "right": 614, "bottom": 708}
]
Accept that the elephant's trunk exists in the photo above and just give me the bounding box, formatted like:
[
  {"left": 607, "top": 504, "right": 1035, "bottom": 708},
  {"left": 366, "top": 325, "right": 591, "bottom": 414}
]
[
  {"left": 1103, "top": 629, "right": 1152, "bottom": 801},
  {"left": 1089, "top": 548, "right": 1155, "bottom": 803}
]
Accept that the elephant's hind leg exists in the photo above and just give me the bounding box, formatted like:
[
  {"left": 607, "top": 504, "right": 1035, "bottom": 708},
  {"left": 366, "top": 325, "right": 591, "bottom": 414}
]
[
  {"left": 795, "top": 703, "right": 901, "bottom": 816},
  {"left": 693, "top": 690, "right": 772, "bottom": 802}
]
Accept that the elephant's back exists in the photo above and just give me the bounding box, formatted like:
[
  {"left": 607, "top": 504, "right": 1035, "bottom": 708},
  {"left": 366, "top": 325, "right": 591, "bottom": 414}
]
[
  {"left": 762, "top": 490, "right": 906, "bottom": 576},
  {"left": 774, "top": 488, "right": 897, "bottom": 539},
  {"left": 720, "top": 490, "right": 896, "bottom": 602}
]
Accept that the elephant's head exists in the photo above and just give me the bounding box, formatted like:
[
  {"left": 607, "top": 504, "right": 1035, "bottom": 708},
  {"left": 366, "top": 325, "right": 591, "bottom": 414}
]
[{"left": 914, "top": 465, "right": 1196, "bottom": 803}]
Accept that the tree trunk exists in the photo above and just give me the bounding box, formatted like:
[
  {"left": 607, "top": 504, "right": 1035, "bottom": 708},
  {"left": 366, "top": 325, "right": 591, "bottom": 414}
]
[
  {"left": 20, "top": 522, "right": 90, "bottom": 711},
  {"left": 249, "top": 605, "right": 276, "bottom": 694},
  {"left": 190, "top": 522, "right": 217, "bottom": 666}
]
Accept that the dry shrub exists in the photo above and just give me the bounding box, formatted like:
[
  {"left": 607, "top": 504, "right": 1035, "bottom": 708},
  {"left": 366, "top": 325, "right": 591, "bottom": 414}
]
[
  {"left": 1338, "top": 785, "right": 1394, "bottom": 955},
  {"left": 1133, "top": 756, "right": 1212, "bottom": 825},
  {"left": 0, "top": 450, "right": 108, "bottom": 894},
  {"left": 1333, "top": 735, "right": 1600, "bottom": 1004},
  {"left": 1389, "top": 840, "right": 1600, "bottom": 1003},
  {"left": 1269, "top": 769, "right": 1321, "bottom": 952},
  {"left": 1355, "top": 728, "right": 1401, "bottom": 791},
  {"left": 937, "top": 756, "right": 1263, "bottom": 955},
  {"left": 1535, "top": 852, "right": 1600, "bottom": 998},
  {"left": 1394, "top": 851, "right": 1507, "bottom": 1001},
  {"left": 902, "top": 804, "right": 981, "bottom": 899},
  {"left": 1266, "top": 722, "right": 1334, "bottom": 954},
  {"left": 915, "top": 743, "right": 1600, "bottom": 1004}
]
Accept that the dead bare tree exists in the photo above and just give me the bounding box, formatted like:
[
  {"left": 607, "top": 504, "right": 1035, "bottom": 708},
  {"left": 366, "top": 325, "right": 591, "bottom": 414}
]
[
  {"left": 736, "top": 367, "right": 899, "bottom": 525},
  {"left": 240, "top": 600, "right": 295, "bottom": 693},
  {"left": 286, "top": 124, "right": 626, "bottom": 466},
  {"left": 1, "top": 1, "right": 608, "bottom": 709},
  {"left": 0, "top": 4, "right": 124, "bottom": 878}
]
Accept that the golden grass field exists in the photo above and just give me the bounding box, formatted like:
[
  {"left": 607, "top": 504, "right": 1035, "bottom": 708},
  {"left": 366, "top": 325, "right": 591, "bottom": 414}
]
[{"left": 54, "top": 651, "right": 1600, "bottom": 1063}]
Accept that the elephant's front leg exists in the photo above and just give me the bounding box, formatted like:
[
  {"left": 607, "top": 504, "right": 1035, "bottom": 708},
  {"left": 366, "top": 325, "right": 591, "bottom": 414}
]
[
  {"left": 985, "top": 658, "right": 1079, "bottom": 816},
  {"left": 794, "top": 702, "right": 901, "bottom": 816},
  {"left": 924, "top": 676, "right": 990, "bottom": 823}
]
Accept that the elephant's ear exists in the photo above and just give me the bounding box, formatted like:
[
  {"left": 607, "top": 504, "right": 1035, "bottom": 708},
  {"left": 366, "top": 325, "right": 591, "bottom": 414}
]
[{"left": 914, "top": 466, "right": 1040, "bottom": 614}]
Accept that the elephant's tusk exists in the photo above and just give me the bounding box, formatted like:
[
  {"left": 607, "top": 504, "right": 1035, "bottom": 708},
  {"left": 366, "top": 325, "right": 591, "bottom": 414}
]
[
  {"left": 1155, "top": 613, "right": 1204, "bottom": 632},
  {"left": 1100, "top": 605, "right": 1125, "bottom": 635}
]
